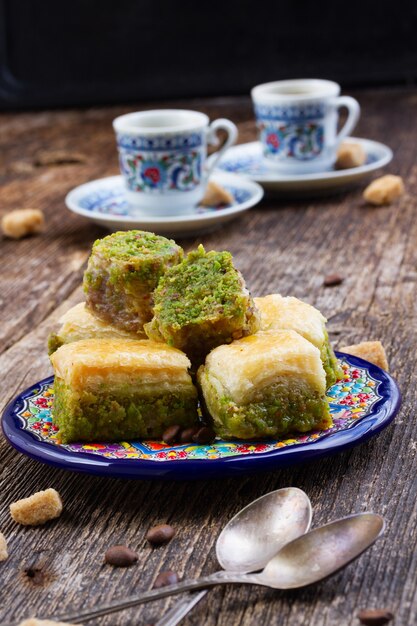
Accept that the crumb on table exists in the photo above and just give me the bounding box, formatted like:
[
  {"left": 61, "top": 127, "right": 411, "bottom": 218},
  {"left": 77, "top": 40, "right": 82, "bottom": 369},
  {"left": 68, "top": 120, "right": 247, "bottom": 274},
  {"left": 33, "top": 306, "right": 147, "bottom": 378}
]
[
  {"left": 335, "top": 142, "right": 366, "bottom": 169},
  {"left": 201, "top": 180, "right": 234, "bottom": 206},
  {"left": 1, "top": 209, "right": 45, "bottom": 239},
  {"left": 10, "top": 489, "right": 63, "bottom": 526},
  {"left": 363, "top": 175, "right": 404, "bottom": 206},
  {"left": 0, "top": 531, "right": 8, "bottom": 562},
  {"left": 339, "top": 341, "right": 389, "bottom": 371}
]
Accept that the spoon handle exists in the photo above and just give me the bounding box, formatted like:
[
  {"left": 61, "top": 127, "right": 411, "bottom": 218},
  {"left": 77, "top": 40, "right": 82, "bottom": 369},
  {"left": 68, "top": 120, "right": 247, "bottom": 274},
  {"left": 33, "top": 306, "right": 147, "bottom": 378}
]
[
  {"left": 53, "top": 570, "right": 260, "bottom": 624},
  {"left": 155, "top": 590, "right": 208, "bottom": 626}
]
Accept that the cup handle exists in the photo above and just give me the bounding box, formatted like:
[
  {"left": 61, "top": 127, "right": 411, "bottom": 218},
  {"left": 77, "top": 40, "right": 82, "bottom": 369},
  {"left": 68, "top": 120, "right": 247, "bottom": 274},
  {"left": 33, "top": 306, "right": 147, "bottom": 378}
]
[
  {"left": 204, "top": 118, "right": 238, "bottom": 181},
  {"left": 331, "top": 96, "right": 361, "bottom": 147}
]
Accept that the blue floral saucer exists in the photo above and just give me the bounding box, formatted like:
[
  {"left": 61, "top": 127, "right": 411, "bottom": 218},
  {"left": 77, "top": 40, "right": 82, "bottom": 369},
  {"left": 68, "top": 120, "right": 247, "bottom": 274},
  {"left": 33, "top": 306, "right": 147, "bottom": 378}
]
[
  {"left": 65, "top": 171, "right": 263, "bottom": 237},
  {"left": 2, "top": 353, "right": 400, "bottom": 480},
  {"left": 209, "top": 137, "right": 393, "bottom": 195}
]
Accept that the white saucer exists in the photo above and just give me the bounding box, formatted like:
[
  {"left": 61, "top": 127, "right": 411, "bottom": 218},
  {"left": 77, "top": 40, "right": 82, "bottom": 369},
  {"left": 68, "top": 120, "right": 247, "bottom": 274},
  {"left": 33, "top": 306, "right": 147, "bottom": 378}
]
[
  {"left": 65, "top": 171, "right": 264, "bottom": 237},
  {"left": 209, "top": 137, "right": 393, "bottom": 196}
]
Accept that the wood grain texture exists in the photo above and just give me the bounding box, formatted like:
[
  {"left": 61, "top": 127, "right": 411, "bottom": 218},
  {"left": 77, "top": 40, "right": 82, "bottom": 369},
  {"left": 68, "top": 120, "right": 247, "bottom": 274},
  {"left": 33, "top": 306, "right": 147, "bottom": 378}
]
[{"left": 0, "top": 89, "right": 416, "bottom": 626}]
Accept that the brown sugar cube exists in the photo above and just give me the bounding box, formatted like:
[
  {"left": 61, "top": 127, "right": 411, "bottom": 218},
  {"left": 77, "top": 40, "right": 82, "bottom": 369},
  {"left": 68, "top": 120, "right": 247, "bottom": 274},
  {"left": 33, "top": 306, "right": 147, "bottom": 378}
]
[
  {"left": 1, "top": 209, "right": 45, "bottom": 239},
  {"left": 10, "top": 488, "right": 63, "bottom": 526},
  {"left": 19, "top": 617, "right": 77, "bottom": 626},
  {"left": 201, "top": 180, "right": 234, "bottom": 206},
  {"left": 0, "top": 531, "right": 8, "bottom": 562},
  {"left": 335, "top": 142, "right": 366, "bottom": 169},
  {"left": 340, "top": 341, "right": 389, "bottom": 371},
  {"left": 363, "top": 175, "right": 404, "bottom": 206}
]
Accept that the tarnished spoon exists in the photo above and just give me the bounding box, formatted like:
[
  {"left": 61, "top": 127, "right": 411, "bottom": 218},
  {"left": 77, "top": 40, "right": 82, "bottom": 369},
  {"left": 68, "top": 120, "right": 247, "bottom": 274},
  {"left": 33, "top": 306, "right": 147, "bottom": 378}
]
[
  {"left": 6, "top": 488, "right": 311, "bottom": 626},
  {"left": 48, "top": 512, "right": 383, "bottom": 624},
  {"left": 155, "top": 487, "right": 312, "bottom": 626}
]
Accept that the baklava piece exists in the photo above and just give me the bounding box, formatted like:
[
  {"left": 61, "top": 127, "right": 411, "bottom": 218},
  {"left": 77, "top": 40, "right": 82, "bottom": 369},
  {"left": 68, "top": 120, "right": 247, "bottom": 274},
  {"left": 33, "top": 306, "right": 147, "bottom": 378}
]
[
  {"left": 145, "top": 245, "right": 260, "bottom": 366},
  {"left": 10, "top": 489, "right": 63, "bottom": 526},
  {"left": 254, "top": 294, "right": 342, "bottom": 387},
  {"left": 198, "top": 330, "right": 331, "bottom": 440},
  {"left": 339, "top": 341, "right": 389, "bottom": 371},
  {"left": 83, "top": 230, "right": 183, "bottom": 334},
  {"left": 48, "top": 302, "right": 142, "bottom": 354},
  {"left": 50, "top": 338, "right": 198, "bottom": 443}
]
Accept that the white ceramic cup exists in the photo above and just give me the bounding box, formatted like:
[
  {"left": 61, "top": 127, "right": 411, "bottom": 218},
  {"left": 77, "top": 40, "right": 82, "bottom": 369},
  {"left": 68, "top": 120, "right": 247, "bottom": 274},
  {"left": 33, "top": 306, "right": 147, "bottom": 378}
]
[
  {"left": 113, "top": 109, "right": 238, "bottom": 215},
  {"left": 251, "top": 79, "right": 360, "bottom": 174}
]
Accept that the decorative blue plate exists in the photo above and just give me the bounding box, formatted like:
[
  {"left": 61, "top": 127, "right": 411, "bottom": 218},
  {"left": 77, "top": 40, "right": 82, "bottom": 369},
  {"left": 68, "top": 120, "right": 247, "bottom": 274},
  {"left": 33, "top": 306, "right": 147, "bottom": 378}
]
[{"left": 2, "top": 354, "right": 400, "bottom": 480}]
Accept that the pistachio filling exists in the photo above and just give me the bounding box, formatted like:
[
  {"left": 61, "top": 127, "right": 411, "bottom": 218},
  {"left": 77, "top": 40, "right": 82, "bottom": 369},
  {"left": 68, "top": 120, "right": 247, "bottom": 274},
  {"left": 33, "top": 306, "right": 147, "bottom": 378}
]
[
  {"left": 321, "top": 332, "right": 343, "bottom": 388},
  {"left": 53, "top": 378, "right": 198, "bottom": 444},
  {"left": 47, "top": 333, "right": 64, "bottom": 355},
  {"left": 199, "top": 369, "right": 332, "bottom": 440},
  {"left": 83, "top": 230, "right": 183, "bottom": 333},
  {"left": 145, "top": 244, "right": 260, "bottom": 365}
]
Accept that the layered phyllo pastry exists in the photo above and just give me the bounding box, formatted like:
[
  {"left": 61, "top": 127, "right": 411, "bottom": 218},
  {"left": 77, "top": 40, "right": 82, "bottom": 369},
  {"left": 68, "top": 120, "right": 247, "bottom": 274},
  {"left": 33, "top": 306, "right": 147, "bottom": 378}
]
[
  {"left": 47, "top": 302, "right": 143, "bottom": 354},
  {"left": 50, "top": 338, "right": 198, "bottom": 443},
  {"left": 198, "top": 330, "right": 332, "bottom": 440},
  {"left": 144, "top": 245, "right": 260, "bottom": 366},
  {"left": 83, "top": 230, "right": 183, "bottom": 334},
  {"left": 254, "top": 294, "right": 342, "bottom": 387}
]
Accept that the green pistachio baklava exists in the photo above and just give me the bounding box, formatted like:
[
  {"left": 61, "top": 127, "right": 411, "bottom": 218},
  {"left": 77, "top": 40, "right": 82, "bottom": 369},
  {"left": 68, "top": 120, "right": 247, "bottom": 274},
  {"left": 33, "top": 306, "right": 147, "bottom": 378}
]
[
  {"left": 198, "top": 330, "right": 332, "bottom": 440},
  {"left": 50, "top": 338, "right": 198, "bottom": 443},
  {"left": 254, "top": 294, "right": 342, "bottom": 387},
  {"left": 47, "top": 302, "right": 143, "bottom": 354},
  {"left": 144, "top": 244, "right": 260, "bottom": 366},
  {"left": 83, "top": 230, "right": 183, "bottom": 334}
]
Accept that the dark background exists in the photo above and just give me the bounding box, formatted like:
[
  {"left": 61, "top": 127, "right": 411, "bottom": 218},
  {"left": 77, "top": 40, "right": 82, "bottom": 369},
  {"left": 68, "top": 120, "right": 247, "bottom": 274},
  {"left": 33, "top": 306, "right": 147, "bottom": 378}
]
[{"left": 1, "top": 0, "right": 417, "bottom": 110}]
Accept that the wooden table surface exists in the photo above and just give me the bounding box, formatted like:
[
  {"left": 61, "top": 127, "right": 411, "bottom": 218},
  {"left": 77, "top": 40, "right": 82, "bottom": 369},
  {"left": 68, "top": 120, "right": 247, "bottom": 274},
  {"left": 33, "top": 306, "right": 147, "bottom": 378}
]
[{"left": 0, "top": 89, "right": 416, "bottom": 626}]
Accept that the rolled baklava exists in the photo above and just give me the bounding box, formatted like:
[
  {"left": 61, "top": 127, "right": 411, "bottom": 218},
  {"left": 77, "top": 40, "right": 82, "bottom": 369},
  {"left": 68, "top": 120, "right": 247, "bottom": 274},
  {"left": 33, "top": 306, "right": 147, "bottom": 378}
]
[
  {"left": 254, "top": 294, "right": 342, "bottom": 387},
  {"left": 144, "top": 245, "right": 260, "bottom": 366},
  {"left": 47, "top": 302, "right": 143, "bottom": 354},
  {"left": 198, "top": 330, "right": 332, "bottom": 440},
  {"left": 50, "top": 338, "right": 198, "bottom": 443},
  {"left": 83, "top": 230, "right": 183, "bottom": 334}
]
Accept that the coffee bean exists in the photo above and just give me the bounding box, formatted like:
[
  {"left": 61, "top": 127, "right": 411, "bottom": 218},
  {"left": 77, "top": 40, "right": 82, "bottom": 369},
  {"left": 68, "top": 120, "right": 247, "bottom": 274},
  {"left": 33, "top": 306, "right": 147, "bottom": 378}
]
[
  {"left": 358, "top": 608, "right": 394, "bottom": 625},
  {"left": 192, "top": 426, "right": 216, "bottom": 445},
  {"left": 179, "top": 426, "right": 200, "bottom": 443},
  {"left": 162, "top": 424, "right": 181, "bottom": 445},
  {"left": 153, "top": 570, "right": 179, "bottom": 588},
  {"left": 105, "top": 545, "right": 138, "bottom": 567},
  {"left": 146, "top": 523, "right": 175, "bottom": 545},
  {"left": 323, "top": 273, "right": 344, "bottom": 287}
]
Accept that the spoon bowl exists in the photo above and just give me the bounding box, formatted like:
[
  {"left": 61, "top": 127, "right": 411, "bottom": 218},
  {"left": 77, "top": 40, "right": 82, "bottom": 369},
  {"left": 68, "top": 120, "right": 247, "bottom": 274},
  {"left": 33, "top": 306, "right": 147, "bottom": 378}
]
[
  {"left": 257, "top": 512, "right": 385, "bottom": 589},
  {"left": 216, "top": 486, "right": 312, "bottom": 573}
]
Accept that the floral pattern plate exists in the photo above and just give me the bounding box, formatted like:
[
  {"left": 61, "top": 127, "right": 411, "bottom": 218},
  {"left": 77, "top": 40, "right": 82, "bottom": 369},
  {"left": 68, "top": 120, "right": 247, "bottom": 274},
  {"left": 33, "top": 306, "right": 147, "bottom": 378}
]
[
  {"left": 209, "top": 137, "right": 393, "bottom": 195},
  {"left": 2, "top": 354, "right": 400, "bottom": 480},
  {"left": 65, "top": 171, "right": 263, "bottom": 237}
]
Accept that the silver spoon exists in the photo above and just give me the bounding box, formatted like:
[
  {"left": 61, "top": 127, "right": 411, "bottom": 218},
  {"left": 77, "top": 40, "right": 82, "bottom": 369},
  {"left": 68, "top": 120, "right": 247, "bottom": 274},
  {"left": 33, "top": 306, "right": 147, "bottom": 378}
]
[
  {"left": 155, "top": 487, "right": 312, "bottom": 626},
  {"left": 50, "top": 512, "right": 383, "bottom": 624},
  {"left": 6, "top": 488, "right": 311, "bottom": 626}
]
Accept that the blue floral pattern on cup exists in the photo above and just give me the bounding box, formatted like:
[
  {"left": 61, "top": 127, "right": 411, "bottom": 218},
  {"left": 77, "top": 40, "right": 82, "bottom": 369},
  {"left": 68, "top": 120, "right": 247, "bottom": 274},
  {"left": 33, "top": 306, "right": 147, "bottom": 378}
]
[
  {"left": 116, "top": 131, "right": 205, "bottom": 194},
  {"left": 260, "top": 123, "right": 325, "bottom": 161},
  {"left": 255, "top": 103, "right": 326, "bottom": 162}
]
